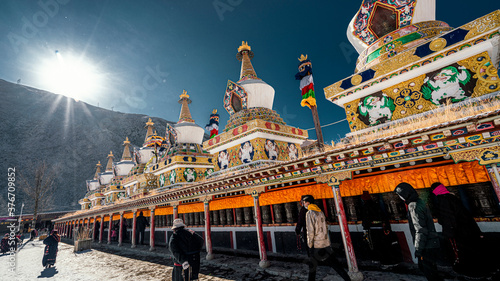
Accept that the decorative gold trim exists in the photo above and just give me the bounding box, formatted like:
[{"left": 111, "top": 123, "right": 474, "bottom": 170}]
[
  {"left": 351, "top": 74, "right": 363, "bottom": 86},
  {"left": 372, "top": 50, "right": 421, "bottom": 78},
  {"left": 324, "top": 81, "right": 345, "bottom": 100},
  {"left": 315, "top": 171, "right": 352, "bottom": 186},
  {"left": 238, "top": 41, "right": 251, "bottom": 52},
  {"left": 463, "top": 10, "right": 500, "bottom": 40},
  {"left": 429, "top": 38, "right": 447, "bottom": 52},
  {"left": 245, "top": 186, "right": 266, "bottom": 197}
]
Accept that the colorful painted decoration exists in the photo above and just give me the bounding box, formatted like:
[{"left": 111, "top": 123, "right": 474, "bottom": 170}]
[
  {"left": 218, "top": 149, "right": 229, "bottom": 170},
  {"left": 165, "top": 124, "right": 178, "bottom": 147},
  {"left": 287, "top": 143, "right": 299, "bottom": 160},
  {"left": 224, "top": 80, "right": 248, "bottom": 115},
  {"left": 358, "top": 93, "right": 395, "bottom": 126},
  {"left": 295, "top": 54, "right": 316, "bottom": 108},
  {"left": 239, "top": 141, "right": 254, "bottom": 163},
  {"left": 159, "top": 174, "right": 166, "bottom": 187},
  {"left": 183, "top": 168, "right": 197, "bottom": 182},
  {"left": 205, "top": 109, "right": 220, "bottom": 139},
  {"left": 204, "top": 168, "right": 214, "bottom": 178},
  {"left": 421, "top": 65, "right": 472, "bottom": 105},
  {"left": 264, "top": 139, "right": 279, "bottom": 160},
  {"left": 169, "top": 170, "right": 176, "bottom": 184}
]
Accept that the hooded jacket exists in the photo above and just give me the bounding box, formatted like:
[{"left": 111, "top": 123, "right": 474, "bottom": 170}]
[
  {"left": 395, "top": 183, "right": 439, "bottom": 254},
  {"left": 306, "top": 204, "right": 331, "bottom": 249}
]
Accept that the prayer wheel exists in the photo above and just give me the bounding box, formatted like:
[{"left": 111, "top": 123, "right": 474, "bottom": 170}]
[
  {"left": 226, "top": 208, "right": 234, "bottom": 225},
  {"left": 273, "top": 204, "right": 285, "bottom": 224},
  {"left": 235, "top": 208, "right": 243, "bottom": 225},
  {"left": 211, "top": 210, "right": 219, "bottom": 225},
  {"left": 284, "top": 202, "right": 296, "bottom": 223},
  {"left": 243, "top": 207, "right": 253, "bottom": 224},
  {"left": 219, "top": 209, "right": 226, "bottom": 225},
  {"left": 261, "top": 205, "right": 271, "bottom": 224}
]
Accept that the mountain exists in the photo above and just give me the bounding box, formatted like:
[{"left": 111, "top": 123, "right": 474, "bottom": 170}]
[{"left": 0, "top": 79, "right": 174, "bottom": 215}]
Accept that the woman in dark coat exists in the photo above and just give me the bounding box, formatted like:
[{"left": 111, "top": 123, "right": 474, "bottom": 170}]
[
  {"left": 42, "top": 230, "right": 61, "bottom": 268},
  {"left": 169, "top": 219, "right": 204, "bottom": 281},
  {"left": 430, "top": 182, "right": 483, "bottom": 276},
  {"left": 395, "top": 182, "right": 443, "bottom": 281}
]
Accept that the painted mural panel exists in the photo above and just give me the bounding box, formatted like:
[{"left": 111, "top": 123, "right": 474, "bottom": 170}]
[
  {"left": 345, "top": 51, "right": 500, "bottom": 131},
  {"left": 214, "top": 138, "right": 303, "bottom": 171}
]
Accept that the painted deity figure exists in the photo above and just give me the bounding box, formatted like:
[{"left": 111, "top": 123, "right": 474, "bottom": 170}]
[
  {"left": 169, "top": 170, "right": 177, "bottom": 184},
  {"left": 184, "top": 168, "right": 196, "bottom": 182},
  {"left": 265, "top": 140, "right": 278, "bottom": 160},
  {"left": 422, "top": 66, "right": 471, "bottom": 105},
  {"left": 288, "top": 143, "right": 298, "bottom": 160},
  {"left": 358, "top": 93, "right": 395, "bottom": 126},
  {"left": 239, "top": 141, "right": 254, "bottom": 163},
  {"left": 218, "top": 150, "right": 229, "bottom": 170}
]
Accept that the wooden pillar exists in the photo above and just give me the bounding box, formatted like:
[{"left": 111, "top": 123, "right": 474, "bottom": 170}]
[
  {"left": 173, "top": 205, "right": 178, "bottom": 219},
  {"left": 107, "top": 214, "right": 112, "bottom": 244},
  {"left": 92, "top": 216, "right": 97, "bottom": 242},
  {"left": 204, "top": 201, "right": 214, "bottom": 260},
  {"left": 99, "top": 215, "right": 104, "bottom": 243},
  {"left": 332, "top": 185, "right": 363, "bottom": 280},
  {"left": 253, "top": 193, "right": 270, "bottom": 268},
  {"left": 118, "top": 212, "right": 124, "bottom": 247},
  {"left": 131, "top": 210, "right": 137, "bottom": 248},
  {"left": 489, "top": 164, "right": 500, "bottom": 205},
  {"left": 149, "top": 207, "right": 156, "bottom": 251}
]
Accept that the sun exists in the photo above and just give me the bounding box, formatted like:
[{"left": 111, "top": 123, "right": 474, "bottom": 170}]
[{"left": 37, "top": 51, "right": 103, "bottom": 101}]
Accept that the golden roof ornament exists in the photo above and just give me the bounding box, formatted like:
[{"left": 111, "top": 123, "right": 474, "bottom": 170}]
[
  {"left": 179, "top": 89, "right": 190, "bottom": 99},
  {"left": 145, "top": 118, "right": 154, "bottom": 127},
  {"left": 123, "top": 137, "right": 131, "bottom": 145},
  {"left": 212, "top": 109, "right": 217, "bottom": 114},
  {"left": 298, "top": 54, "right": 308, "bottom": 62},
  {"left": 238, "top": 41, "right": 251, "bottom": 53},
  {"left": 107, "top": 151, "right": 114, "bottom": 158}
]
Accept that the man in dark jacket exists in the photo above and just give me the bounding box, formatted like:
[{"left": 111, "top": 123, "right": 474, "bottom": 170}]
[
  {"left": 395, "top": 183, "right": 443, "bottom": 281},
  {"left": 295, "top": 195, "right": 310, "bottom": 256},
  {"left": 136, "top": 211, "right": 149, "bottom": 245},
  {"left": 169, "top": 218, "right": 204, "bottom": 281}
]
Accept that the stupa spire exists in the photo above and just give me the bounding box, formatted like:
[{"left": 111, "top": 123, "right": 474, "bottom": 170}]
[
  {"left": 178, "top": 90, "right": 195, "bottom": 123},
  {"left": 94, "top": 161, "right": 102, "bottom": 179},
  {"left": 122, "top": 137, "right": 133, "bottom": 161},
  {"left": 237, "top": 41, "right": 260, "bottom": 82},
  {"left": 144, "top": 118, "right": 155, "bottom": 145},
  {"left": 105, "top": 151, "right": 114, "bottom": 171}
]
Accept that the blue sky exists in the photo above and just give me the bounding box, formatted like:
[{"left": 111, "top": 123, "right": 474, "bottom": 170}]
[{"left": 0, "top": 0, "right": 498, "bottom": 143}]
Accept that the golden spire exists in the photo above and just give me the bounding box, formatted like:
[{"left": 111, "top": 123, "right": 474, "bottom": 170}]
[
  {"left": 178, "top": 90, "right": 195, "bottom": 123},
  {"left": 105, "top": 151, "right": 114, "bottom": 171},
  {"left": 144, "top": 118, "right": 155, "bottom": 145},
  {"left": 236, "top": 41, "right": 259, "bottom": 82},
  {"left": 298, "top": 54, "right": 308, "bottom": 62},
  {"left": 122, "top": 137, "right": 133, "bottom": 161},
  {"left": 94, "top": 161, "right": 102, "bottom": 179},
  {"left": 212, "top": 109, "right": 217, "bottom": 114}
]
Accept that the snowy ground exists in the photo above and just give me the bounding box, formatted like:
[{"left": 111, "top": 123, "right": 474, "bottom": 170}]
[
  {"left": 0, "top": 238, "right": 460, "bottom": 281},
  {"left": 0, "top": 239, "right": 230, "bottom": 281}
]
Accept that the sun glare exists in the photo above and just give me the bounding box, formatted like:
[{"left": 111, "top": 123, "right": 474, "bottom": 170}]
[{"left": 38, "top": 51, "right": 103, "bottom": 101}]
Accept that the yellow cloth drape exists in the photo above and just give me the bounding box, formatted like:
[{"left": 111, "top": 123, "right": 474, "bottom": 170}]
[
  {"left": 339, "top": 162, "right": 489, "bottom": 196},
  {"left": 210, "top": 196, "right": 254, "bottom": 211},
  {"left": 123, "top": 212, "right": 133, "bottom": 219},
  {"left": 155, "top": 207, "right": 173, "bottom": 215},
  {"left": 112, "top": 214, "right": 120, "bottom": 221},
  {"left": 178, "top": 203, "right": 204, "bottom": 214},
  {"left": 103, "top": 216, "right": 110, "bottom": 222},
  {"left": 259, "top": 183, "right": 333, "bottom": 206}
]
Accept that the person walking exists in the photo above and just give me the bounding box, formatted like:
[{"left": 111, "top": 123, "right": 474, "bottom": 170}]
[
  {"left": 42, "top": 230, "right": 61, "bottom": 268},
  {"left": 169, "top": 219, "right": 204, "bottom": 281},
  {"left": 360, "top": 191, "right": 402, "bottom": 267},
  {"left": 395, "top": 183, "right": 443, "bottom": 281},
  {"left": 295, "top": 195, "right": 310, "bottom": 256},
  {"left": 136, "top": 211, "right": 149, "bottom": 245},
  {"left": 430, "top": 182, "right": 485, "bottom": 277},
  {"left": 302, "top": 195, "right": 351, "bottom": 281}
]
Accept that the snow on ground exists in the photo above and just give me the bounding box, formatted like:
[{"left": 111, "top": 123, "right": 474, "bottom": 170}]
[
  {"left": 0, "top": 239, "right": 230, "bottom": 281},
  {"left": 0, "top": 238, "right": 440, "bottom": 281}
]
